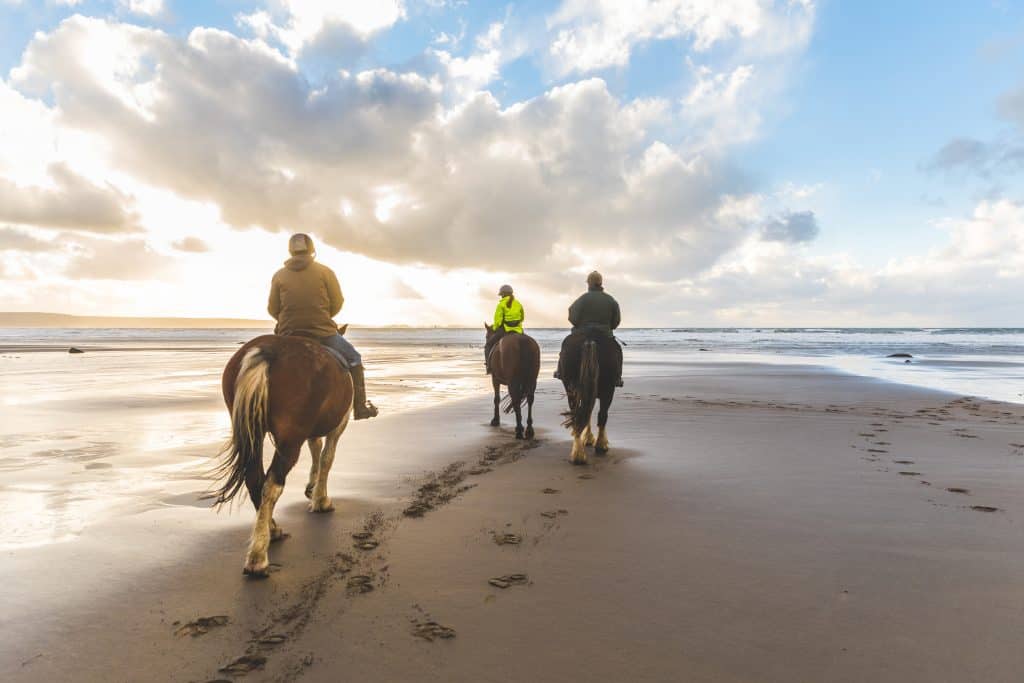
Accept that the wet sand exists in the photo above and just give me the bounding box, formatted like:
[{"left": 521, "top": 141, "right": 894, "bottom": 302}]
[{"left": 5, "top": 365, "right": 1024, "bottom": 682}]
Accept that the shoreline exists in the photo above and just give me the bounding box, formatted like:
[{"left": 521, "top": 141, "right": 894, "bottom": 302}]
[{"left": 5, "top": 366, "right": 1024, "bottom": 681}]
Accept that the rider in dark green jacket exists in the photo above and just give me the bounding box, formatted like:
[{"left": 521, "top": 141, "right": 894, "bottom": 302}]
[{"left": 555, "top": 271, "right": 624, "bottom": 386}]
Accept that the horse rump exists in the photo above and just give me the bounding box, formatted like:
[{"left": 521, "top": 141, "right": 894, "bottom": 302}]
[{"left": 207, "top": 345, "right": 275, "bottom": 507}]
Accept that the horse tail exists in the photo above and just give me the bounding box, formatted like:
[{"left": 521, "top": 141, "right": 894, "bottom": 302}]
[
  {"left": 209, "top": 346, "right": 273, "bottom": 506},
  {"left": 501, "top": 336, "right": 530, "bottom": 414},
  {"left": 562, "top": 339, "right": 599, "bottom": 432}
]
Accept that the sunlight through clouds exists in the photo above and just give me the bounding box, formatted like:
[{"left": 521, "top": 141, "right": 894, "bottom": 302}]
[{"left": 0, "top": 1, "right": 1022, "bottom": 325}]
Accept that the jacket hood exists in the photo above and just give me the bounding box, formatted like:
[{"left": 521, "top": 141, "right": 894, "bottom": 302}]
[
  {"left": 285, "top": 254, "right": 313, "bottom": 271},
  {"left": 587, "top": 285, "right": 604, "bottom": 292}
]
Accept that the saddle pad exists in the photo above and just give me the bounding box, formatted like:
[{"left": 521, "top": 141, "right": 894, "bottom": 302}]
[{"left": 322, "top": 345, "right": 350, "bottom": 370}]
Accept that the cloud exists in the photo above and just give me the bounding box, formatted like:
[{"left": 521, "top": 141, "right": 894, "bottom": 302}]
[
  {"left": 120, "top": 0, "right": 164, "bottom": 17},
  {"left": 9, "top": 17, "right": 765, "bottom": 280},
  {"left": 546, "top": 0, "right": 815, "bottom": 77},
  {"left": 63, "top": 237, "right": 168, "bottom": 280},
  {"left": 923, "top": 136, "right": 1024, "bottom": 180},
  {"left": 237, "top": 0, "right": 404, "bottom": 57},
  {"left": 0, "top": 226, "right": 58, "bottom": 252},
  {"left": 0, "top": 163, "right": 138, "bottom": 232},
  {"left": 171, "top": 236, "right": 210, "bottom": 252},
  {"left": 760, "top": 210, "right": 818, "bottom": 243}
]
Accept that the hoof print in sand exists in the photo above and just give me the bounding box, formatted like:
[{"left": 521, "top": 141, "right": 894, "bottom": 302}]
[
  {"left": 540, "top": 509, "right": 569, "bottom": 519},
  {"left": 347, "top": 575, "right": 375, "bottom": 594},
  {"left": 493, "top": 532, "right": 522, "bottom": 546},
  {"left": 892, "top": 460, "right": 914, "bottom": 464},
  {"left": 541, "top": 488, "right": 560, "bottom": 494},
  {"left": 254, "top": 634, "right": 287, "bottom": 646},
  {"left": 898, "top": 471, "right": 921, "bottom": 476},
  {"left": 174, "top": 615, "right": 229, "bottom": 638},
  {"left": 403, "top": 502, "right": 430, "bottom": 517},
  {"left": 218, "top": 654, "right": 266, "bottom": 675},
  {"left": 577, "top": 473, "right": 595, "bottom": 480},
  {"left": 468, "top": 466, "right": 492, "bottom": 475},
  {"left": 412, "top": 620, "right": 456, "bottom": 641},
  {"left": 946, "top": 487, "right": 970, "bottom": 494},
  {"left": 403, "top": 463, "right": 471, "bottom": 518},
  {"left": 354, "top": 539, "right": 379, "bottom": 551},
  {"left": 488, "top": 574, "right": 529, "bottom": 589},
  {"left": 970, "top": 505, "right": 1000, "bottom": 513}
]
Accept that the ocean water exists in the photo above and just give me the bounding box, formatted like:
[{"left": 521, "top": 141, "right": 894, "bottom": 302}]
[{"left": 2, "top": 326, "right": 1021, "bottom": 403}]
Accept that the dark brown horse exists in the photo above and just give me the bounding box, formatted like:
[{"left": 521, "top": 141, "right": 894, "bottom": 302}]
[
  {"left": 210, "top": 328, "right": 353, "bottom": 576},
  {"left": 560, "top": 333, "right": 620, "bottom": 464},
  {"left": 484, "top": 324, "right": 540, "bottom": 439}
]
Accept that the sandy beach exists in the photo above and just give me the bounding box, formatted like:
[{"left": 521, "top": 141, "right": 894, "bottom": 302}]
[{"left": 4, "top": 355, "right": 1024, "bottom": 682}]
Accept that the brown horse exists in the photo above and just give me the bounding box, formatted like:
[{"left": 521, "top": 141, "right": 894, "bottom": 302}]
[
  {"left": 209, "top": 328, "right": 353, "bottom": 576},
  {"left": 560, "top": 333, "right": 620, "bottom": 464},
  {"left": 484, "top": 324, "right": 540, "bottom": 439}
]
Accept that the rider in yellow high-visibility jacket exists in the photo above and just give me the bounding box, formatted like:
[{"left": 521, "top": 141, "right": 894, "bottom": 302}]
[{"left": 485, "top": 284, "right": 524, "bottom": 374}]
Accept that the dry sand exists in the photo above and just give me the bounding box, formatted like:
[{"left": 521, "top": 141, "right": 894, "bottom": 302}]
[{"left": 5, "top": 363, "right": 1024, "bottom": 682}]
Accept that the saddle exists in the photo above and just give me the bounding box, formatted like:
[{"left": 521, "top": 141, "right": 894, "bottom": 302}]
[{"left": 282, "top": 330, "right": 349, "bottom": 370}]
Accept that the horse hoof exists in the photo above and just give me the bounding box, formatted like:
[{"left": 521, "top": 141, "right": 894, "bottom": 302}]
[
  {"left": 595, "top": 446, "right": 608, "bottom": 455},
  {"left": 525, "top": 428, "right": 534, "bottom": 440},
  {"left": 310, "top": 498, "right": 335, "bottom": 513},
  {"left": 515, "top": 431, "right": 524, "bottom": 440},
  {"left": 570, "top": 456, "right": 588, "bottom": 466},
  {"left": 243, "top": 560, "right": 270, "bottom": 578},
  {"left": 490, "top": 418, "right": 500, "bottom": 427},
  {"left": 304, "top": 484, "right": 314, "bottom": 499}
]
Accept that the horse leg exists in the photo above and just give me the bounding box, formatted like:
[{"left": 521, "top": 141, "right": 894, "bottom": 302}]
[
  {"left": 310, "top": 415, "right": 348, "bottom": 513},
  {"left": 490, "top": 376, "right": 501, "bottom": 427},
  {"left": 243, "top": 440, "right": 300, "bottom": 576},
  {"left": 595, "top": 391, "right": 613, "bottom": 455},
  {"left": 524, "top": 387, "right": 535, "bottom": 440},
  {"left": 512, "top": 385, "right": 524, "bottom": 439},
  {"left": 582, "top": 424, "right": 595, "bottom": 447},
  {"left": 570, "top": 428, "right": 588, "bottom": 465},
  {"left": 304, "top": 437, "right": 323, "bottom": 500}
]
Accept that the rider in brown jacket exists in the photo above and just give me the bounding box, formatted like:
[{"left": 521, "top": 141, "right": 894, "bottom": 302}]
[{"left": 268, "top": 234, "right": 378, "bottom": 419}]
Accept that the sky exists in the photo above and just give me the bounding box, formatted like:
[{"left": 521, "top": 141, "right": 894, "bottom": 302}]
[{"left": 0, "top": 0, "right": 1023, "bottom": 327}]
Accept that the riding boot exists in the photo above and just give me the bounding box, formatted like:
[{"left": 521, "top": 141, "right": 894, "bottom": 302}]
[{"left": 349, "top": 365, "right": 378, "bottom": 420}]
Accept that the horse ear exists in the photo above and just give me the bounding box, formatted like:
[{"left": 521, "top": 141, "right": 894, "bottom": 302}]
[
  {"left": 338, "top": 324, "right": 348, "bottom": 336},
  {"left": 484, "top": 323, "right": 492, "bottom": 331}
]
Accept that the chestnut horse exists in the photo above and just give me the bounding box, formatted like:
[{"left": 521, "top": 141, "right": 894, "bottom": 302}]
[
  {"left": 484, "top": 324, "right": 540, "bottom": 439},
  {"left": 560, "top": 333, "right": 620, "bottom": 464},
  {"left": 209, "top": 328, "right": 353, "bottom": 576}
]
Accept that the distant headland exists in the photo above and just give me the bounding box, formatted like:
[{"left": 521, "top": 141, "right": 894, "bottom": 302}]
[{"left": 0, "top": 312, "right": 271, "bottom": 329}]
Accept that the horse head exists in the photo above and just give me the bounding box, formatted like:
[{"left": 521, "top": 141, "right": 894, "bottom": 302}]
[
  {"left": 338, "top": 324, "right": 348, "bottom": 336},
  {"left": 484, "top": 322, "right": 497, "bottom": 341}
]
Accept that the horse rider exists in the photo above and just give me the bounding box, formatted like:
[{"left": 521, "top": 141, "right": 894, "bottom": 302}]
[
  {"left": 554, "top": 271, "right": 624, "bottom": 387},
  {"left": 485, "top": 284, "right": 525, "bottom": 374},
  {"left": 267, "top": 233, "right": 378, "bottom": 420}
]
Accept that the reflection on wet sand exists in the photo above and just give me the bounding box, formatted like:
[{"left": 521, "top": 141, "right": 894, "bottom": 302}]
[{"left": 0, "top": 339, "right": 494, "bottom": 550}]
